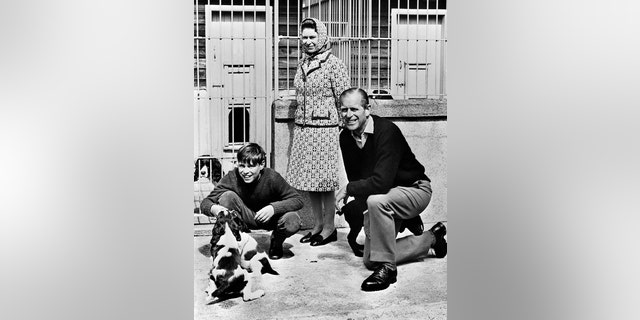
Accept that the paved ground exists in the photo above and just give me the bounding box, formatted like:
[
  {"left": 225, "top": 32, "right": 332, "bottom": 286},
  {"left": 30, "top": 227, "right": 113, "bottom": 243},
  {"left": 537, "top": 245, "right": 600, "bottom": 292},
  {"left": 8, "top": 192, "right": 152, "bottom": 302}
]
[{"left": 194, "top": 224, "right": 447, "bottom": 319}]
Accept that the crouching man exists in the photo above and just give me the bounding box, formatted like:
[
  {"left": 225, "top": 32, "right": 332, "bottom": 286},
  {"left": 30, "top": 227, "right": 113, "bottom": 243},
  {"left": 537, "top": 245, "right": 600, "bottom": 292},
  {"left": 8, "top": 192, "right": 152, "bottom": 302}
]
[
  {"left": 201, "top": 143, "right": 303, "bottom": 260},
  {"left": 335, "top": 88, "right": 447, "bottom": 292}
]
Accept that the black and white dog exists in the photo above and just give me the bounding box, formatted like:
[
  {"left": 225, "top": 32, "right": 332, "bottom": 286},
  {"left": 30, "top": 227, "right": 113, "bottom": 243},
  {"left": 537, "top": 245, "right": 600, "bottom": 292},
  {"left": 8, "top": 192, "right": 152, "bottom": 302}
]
[
  {"left": 205, "top": 208, "right": 278, "bottom": 302},
  {"left": 194, "top": 156, "right": 222, "bottom": 183}
]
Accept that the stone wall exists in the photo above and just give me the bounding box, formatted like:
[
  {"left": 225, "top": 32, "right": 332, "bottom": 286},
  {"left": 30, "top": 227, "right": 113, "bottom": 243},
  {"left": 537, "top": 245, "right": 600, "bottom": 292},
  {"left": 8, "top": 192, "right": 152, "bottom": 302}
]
[{"left": 272, "top": 98, "right": 447, "bottom": 229}]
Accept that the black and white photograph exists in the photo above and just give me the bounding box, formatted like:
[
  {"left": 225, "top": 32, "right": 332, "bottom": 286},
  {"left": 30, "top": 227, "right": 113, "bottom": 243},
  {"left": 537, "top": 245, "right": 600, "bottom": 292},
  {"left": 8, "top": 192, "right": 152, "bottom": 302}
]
[
  {"left": 7, "top": 1, "right": 640, "bottom": 320},
  {"left": 193, "top": 0, "right": 448, "bottom": 318}
]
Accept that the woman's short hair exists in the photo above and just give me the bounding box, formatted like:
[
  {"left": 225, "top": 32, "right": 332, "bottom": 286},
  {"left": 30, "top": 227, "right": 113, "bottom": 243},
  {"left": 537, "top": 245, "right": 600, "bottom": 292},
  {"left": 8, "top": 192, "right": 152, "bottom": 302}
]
[{"left": 237, "top": 143, "right": 266, "bottom": 166}]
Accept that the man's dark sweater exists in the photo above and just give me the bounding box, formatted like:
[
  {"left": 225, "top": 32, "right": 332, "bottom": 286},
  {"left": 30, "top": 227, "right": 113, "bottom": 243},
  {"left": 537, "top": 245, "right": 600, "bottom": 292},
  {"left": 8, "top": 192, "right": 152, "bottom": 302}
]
[
  {"left": 340, "top": 115, "right": 429, "bottom": 198},
  {"left": 200, "top": 167, "right": 303, "bottom": 216}
]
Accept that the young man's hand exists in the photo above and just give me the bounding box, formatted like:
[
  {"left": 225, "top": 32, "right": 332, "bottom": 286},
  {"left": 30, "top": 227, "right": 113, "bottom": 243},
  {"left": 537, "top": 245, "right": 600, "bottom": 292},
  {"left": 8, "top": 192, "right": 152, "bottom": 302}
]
[{"left": 255, "top": 205, "right": 275, "bottom": 224}]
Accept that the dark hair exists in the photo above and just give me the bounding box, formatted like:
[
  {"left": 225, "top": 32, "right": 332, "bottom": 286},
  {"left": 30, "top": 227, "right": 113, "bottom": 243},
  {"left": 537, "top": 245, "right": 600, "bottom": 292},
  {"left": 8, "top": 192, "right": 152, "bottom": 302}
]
[
  {"left": 236, "top": 143, "right": 266, "bottom": 166},
  {"left": 339, "top": 87, "right": 370, "bottom": 108},
  {"left": 301, "top": 18, "right": 317, "bottom": 32}
]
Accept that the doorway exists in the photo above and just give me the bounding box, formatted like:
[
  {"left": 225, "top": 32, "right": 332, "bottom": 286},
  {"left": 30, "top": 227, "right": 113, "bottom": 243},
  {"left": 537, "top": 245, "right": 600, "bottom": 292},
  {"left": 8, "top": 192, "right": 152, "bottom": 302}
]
[
  {"left": 391, "top": 9, "right": 446, "bottom": 99},
  {"left": 196, "top": 5, "right": 273, "bottom": 172}
]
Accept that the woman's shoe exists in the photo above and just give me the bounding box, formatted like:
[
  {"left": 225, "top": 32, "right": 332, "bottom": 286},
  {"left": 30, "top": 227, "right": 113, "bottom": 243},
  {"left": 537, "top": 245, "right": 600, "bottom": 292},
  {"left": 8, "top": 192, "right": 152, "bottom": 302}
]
[
  {"left": 310, "top": 229, "right": 337, "bottom": 246},
  {"left": 300, "top": 231, "right": 320, "bottom": 243}
]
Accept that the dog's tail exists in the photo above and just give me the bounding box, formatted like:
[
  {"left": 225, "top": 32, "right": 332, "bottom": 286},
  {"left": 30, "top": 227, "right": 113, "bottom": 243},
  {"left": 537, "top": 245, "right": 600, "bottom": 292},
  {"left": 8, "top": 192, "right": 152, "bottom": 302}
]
[{"left": 258, "top": 257, "right": 279, "bottom": 275}]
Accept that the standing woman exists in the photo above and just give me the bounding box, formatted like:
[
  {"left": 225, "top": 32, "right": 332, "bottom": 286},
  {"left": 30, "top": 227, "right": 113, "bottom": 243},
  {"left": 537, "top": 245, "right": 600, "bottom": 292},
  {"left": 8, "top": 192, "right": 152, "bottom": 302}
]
[{"left": 287, "top": 18, "right": 350, "bottom": 246}]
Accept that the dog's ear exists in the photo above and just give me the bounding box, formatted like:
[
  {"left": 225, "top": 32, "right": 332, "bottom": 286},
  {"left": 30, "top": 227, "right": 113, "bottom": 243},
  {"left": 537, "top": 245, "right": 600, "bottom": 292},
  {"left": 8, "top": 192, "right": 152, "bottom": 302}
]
[
  {"left": 230, "top": 210, "right": 249, "bottom": 232},
  {"left": 213, "top": 272, "right": 247, "bottom": 297},
  {"left": 194, "top": 159, "right": 200, "bottom": 182},
  {"left": 211, "top": 218, "right": 225, "bottom": 237},
  {"left": 210, "top": 275, "right": 230, "bottom": 298}
]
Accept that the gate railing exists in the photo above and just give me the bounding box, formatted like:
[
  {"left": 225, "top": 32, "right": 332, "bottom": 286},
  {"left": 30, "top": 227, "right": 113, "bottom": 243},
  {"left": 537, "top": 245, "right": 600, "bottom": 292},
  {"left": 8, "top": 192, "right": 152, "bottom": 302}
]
[
  {"left": 193, "top": 0, "right": 448, "bottom": 178},
  {"left": 273, "top": 0, "right": 447, "bottom": 100}
]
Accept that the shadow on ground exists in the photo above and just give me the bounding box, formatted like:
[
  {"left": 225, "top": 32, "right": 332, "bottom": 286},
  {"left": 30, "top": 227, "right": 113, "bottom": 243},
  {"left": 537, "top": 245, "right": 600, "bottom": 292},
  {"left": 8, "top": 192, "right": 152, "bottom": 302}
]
[{"left": 194, "top": 226, "right": 447, "bottom": 319}]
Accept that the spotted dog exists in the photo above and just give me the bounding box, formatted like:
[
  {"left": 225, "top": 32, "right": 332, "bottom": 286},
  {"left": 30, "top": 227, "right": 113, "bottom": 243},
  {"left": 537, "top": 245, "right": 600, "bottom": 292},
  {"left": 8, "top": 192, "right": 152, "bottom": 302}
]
[
  {"left": 193, "top": 156, "right": 221, "bottom": 183},
  {"left": 205, "top": 208, "right": 278, "bottom": 302}
]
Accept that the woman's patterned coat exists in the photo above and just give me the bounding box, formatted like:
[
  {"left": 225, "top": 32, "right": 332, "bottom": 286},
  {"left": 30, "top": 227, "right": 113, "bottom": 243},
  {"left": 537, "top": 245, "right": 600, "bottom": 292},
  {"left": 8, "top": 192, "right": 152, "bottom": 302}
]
[
  {"left": 286, "top": 18, "right": 351, "bottom": 192},
  {"left": 293, "top": 50, "right": 350, "bottom": 127}
]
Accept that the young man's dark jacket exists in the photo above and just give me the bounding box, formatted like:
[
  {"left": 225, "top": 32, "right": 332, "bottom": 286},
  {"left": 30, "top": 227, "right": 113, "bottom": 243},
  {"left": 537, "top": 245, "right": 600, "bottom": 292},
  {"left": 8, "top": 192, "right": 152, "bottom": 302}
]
[{"left": 200, "top": 167, "right": 303, "bottom": 216}]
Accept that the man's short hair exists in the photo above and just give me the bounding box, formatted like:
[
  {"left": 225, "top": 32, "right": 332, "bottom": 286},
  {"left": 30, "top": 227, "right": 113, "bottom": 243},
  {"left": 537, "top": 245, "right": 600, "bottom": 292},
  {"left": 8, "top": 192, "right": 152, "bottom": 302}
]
[
  {"left": 339, "top": 87, "right": 369, "bottom": 108},
  {"left": 237, "top": 143, "right": 266, "bottom": 166}
]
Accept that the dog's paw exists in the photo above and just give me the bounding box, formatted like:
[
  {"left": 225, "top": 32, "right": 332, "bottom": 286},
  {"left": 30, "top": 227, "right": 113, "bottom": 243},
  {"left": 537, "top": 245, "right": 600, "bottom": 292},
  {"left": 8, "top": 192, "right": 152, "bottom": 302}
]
[
  {"left": 242, "top": 289, "right": 265, "bottom": 301},
  {"left": 204, "top": 295, "right": 218, "bottom": 305}
]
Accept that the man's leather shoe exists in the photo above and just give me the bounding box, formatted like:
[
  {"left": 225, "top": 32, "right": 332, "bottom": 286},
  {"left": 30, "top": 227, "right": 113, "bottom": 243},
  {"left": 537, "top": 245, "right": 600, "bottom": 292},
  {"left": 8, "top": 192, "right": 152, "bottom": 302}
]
[
  {"left": 429, "top": 222, "right": 447, "bottom": 258},
  {"left": 299, "top": 231, "right": 320, "bottom": 243},
  {"left": 269, "top": 236, "right": 285, "bottom": 260},
  {"left": 429, "top": 222, "right": 446, "bottom": 238},
  {"left": 399, "top": 215, "right": 424, "bottom": 236},
  {"left": 347, "top": 231, "right": 364, "bottom": 257},
  {"left": 310, "top": 229, "right": 337, "bottom": 246},
  {"left": 361, "top": 263, "right": 397, "bottom": 291}
]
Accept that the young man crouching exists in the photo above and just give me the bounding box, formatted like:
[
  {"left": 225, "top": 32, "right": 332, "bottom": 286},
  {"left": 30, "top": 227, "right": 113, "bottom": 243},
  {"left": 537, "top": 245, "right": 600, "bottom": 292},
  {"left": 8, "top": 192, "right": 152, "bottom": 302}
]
[{"left": 201, "top": 143, "right": 303, "bottom": 259}]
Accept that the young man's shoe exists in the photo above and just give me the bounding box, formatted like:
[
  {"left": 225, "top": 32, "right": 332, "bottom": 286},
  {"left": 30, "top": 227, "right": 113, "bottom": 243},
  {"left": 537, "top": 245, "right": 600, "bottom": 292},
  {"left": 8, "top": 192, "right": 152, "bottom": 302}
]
[
  {"left": 269, "top": 235, "right": 285, "bottom": 260},
  {"left": 361, "top": 263, "right": 397, "bottom": 291}
]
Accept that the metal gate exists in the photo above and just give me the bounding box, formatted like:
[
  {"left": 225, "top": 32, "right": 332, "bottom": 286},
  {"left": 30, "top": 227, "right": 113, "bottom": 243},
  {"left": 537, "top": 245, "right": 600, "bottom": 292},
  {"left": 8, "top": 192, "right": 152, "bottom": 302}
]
[
  {"left": 390, "top": 8, "right": 446, "bottom": 99},
  {"left": 194, "top": 3, "right": 273, "bottom": 173},
  {"left": 193, "top": 0, "right": 447, "bottom": 170},
  {"left": 274, "top": 0, "right": 447, "bottom": 99}
]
